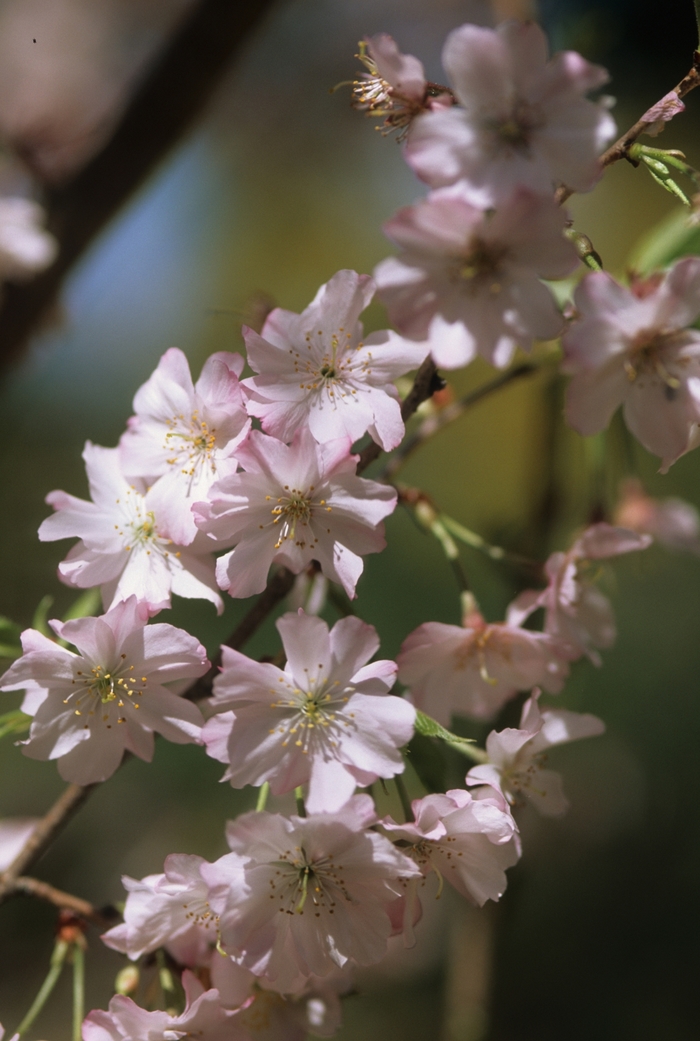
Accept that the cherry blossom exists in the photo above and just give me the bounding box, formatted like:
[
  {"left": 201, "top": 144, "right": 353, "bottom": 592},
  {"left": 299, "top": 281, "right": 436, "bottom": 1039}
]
[
  {"left": 404, "top": 20, "right": 615, "bottom": 205},
  {"left": 466, "top": 691, "right": 605, "bottom": 816},
  {"left": 201, "top": 796, "right": 421, "bottom": 992},
  {"left": 397, "top": 601, "right": 571, "bottom": 724},
  {"left": 0, "top": 197, "right": 56, "bottom": 282},
  {"left": 242, "top": 270, "right": 427, "bottom": 451},
  {"left": 562, "top": 261, "right": 700, "bottom": 471},
  {"left": 641, "top": 90, "right": 685, "bottom": 137},
  {"left": 508, "top": 523, "right": 651, "bottom": 664},
  {"left": 0, "top": 818, "right": 38, "bottom": 871},
  {"left": 351, "top": 33, "right": 450, "bottom": 138},
  {"left": 83, "top": 972, "right": 246, "bottom": 1041},
  {"left": 119, "top": 348, "right": 251, "bottom": 545},
  {"left": 102, "top": 854, "right": 217, "bottom": 966},
  {"left": 614, "top": 478, "right": 700, "bottom": 554},
  {"left": 0, "top": 1025, "right": 19, "bottom": 1041},
  {"left": 382, "top": 786, "right": 520, "bottom": 945},
  {"left": 203, "top": 611, "right": 415, "bottom": 813},
  {"left": 374, "top": 188, "right": 577, "bottom": 369},
  {"left": 39, "top": 441, "right": 223, "bottom": 614},
  {"left": 0, "top": 597, "right": 207, "bottom": 784},
  {"left": 193, "top": 428, "right": 396, "bottom": 599}
]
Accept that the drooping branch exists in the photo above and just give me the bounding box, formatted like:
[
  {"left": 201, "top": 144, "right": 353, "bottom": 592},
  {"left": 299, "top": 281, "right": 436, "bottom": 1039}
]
[
  {"left": 0, "top": 0, "right": 279, "bottom": 371},
  {"left": 556, "top": 51, "right": 700, "bottom": 205}
]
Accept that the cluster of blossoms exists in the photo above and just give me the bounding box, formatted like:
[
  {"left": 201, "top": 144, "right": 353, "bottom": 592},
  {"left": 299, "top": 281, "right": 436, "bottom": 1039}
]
[{"left": 3, "top": 13, "right": 700, "bottom": 1039}]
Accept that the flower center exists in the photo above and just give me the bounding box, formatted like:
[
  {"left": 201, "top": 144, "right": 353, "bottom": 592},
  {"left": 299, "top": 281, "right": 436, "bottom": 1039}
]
[
  {"left": 270, "top": 846, "right": 351, "bottom": 915},
  {"left": 456, "top": 239, "right": 508, "bottom": 293},
  {"left": 625, "top": 331, "right": 683, "bottom": 398},
  {"left": 487, "top": 100, "right": 543, "bottom": 153},
  {"left": 63, "top": 658, "right": 147, "bottom": 729},
  {"left": 164, "top": 409, "right": 218, "bottom": 485},
  {"left": 269, "top": 674, "right": 354, "bottom": 753},
  {"left": 266, "top": 483, "right": 331, "bottom": 551}
]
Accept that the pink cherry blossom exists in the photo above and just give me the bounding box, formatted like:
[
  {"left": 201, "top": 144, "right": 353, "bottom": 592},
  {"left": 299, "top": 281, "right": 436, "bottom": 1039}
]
[
  {"left": 508, "top": 523, "right": 651, "bottom": 664},
  {"left": 467, "top": 690, "right": 605, "bottom": 816},
  {"left": 351, "top": 33, "right": 449, "bottom": 139},
  {"left": 382, "top": 786, "right": 520, "bottom": 945},
  {"left": 614, "top": 478, "right": 700, "bottom": 554},
  {"left": 641, "top": 90, "right": 685, "bottom": 137},
  {"left": 193, "top": 428, "right": 396, "bottom": 599},
  {"left": 0, "top": 1025, "right": 19, "bottom": 1041},
  {"left": 102, "top": 854, "right": 217, "bottom": 966},
  {"left": 119, "top": 348, "right": 251, "bottom": 546},
  {"left": 374, "top": 187, "right": 577, "bottom": 369},
  {"left": 562, "top": 261, "right": 700, "bottom": 470},
  {"left": 396, "top": 603, "right": 571, "bottom": 725},
  {"left": 83, "top": 972, "right": 246, "bottom": 1041},
  {"left": 242, "top": 270, "right": 427, "bottom": 451},
  {"left": 39, "top": 442, "right": 223, "bottom": 614},
  {"left": 0, "top": 597, "right": 207, "bottom": 784},
  {"left": 204, "top": 610, "right": 414, "bottom": 814},
  {"left": 201, "top": 796, "right": 421, "bottom": 992},
  {"left": 0, "top": 818, "right": 38, "bottom": 871},
  {"left": 404, "top": 21, "right": 615, "bottom": 205}
]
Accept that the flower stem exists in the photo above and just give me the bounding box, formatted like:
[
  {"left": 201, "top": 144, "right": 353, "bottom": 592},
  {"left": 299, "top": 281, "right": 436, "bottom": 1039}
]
[
  {"left": 294, "top": 787, "right": 307, "bottom": 817},
  {"left": 256, "top": 781, "right": 270, "bottom": 813},
  {"left": 15, "top": 938, "right": 69, "bottom": 1037},
  {"left": 394, "top": 775, "right": 414, "bottom": 823},
  {"left": 72, "top": 944, "right": 85, "bottom": 1041}
]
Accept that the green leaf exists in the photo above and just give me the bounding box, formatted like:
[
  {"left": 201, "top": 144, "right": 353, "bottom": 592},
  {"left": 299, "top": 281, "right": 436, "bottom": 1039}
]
[
  {"left": 62, "top": 588, "right": 102, "bottom": 621},
  {"left": 0, "top": 642, "right": 22, "bottom": 661},
  {"left": 414, "top": 710, "right": 484, "bottom": 761},
  {"left": 627, "top": 207, "right": 700, "bottom": 276},
  {"left": 0, "top": 709, "right": 31, "bottom": 740},
  {"left": 32, "top": 595, "right": 54, "bottom": 637}
]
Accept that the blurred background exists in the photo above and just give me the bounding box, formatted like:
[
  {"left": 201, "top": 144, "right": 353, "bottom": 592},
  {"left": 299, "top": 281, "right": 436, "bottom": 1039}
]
[{"left": 0, "top": 0, "right": 700, "bottom": 1038}]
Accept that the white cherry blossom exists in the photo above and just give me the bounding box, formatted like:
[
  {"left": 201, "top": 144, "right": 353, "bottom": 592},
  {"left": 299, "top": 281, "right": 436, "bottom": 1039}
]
[
  {"left": 201, "top": 797, "right": 421, "bottom": 992},
  {"left": 614, "top": 479, "right": 700, "bottom": 555},
  {"left": 120, "top": 348, "right": 250, "bottom": 546},
  {"left": 242, "top": 270, "right": 427, "bottom": 450},
  {"left": 467, "top": 691, "right": 605, "bottom": 816},
  {"left": 0, "top": 197, "right": 56, "bottom": 282},
  {"left": 0, "top": 597, "right": 207, "bottom": 784},
  {"left": 562, "top": 261, "right": 700, "bottom": 471},
  {"left": 193, "top": 429, "right": 396, "bottom": 599},
  {"left": 39, "top": 441, "right": 223, "bottom": 614},
  {"left": 203, "top": 610, "right": 415, "bottom": 813},
  {"left": 374, "top": 187, "right": 577, "bottom": 369},
  {"left": 0, "top": 818, "right": 38, "bottom": 871},
  {"left": 404, "top": 20, "right": 615, "bottom": 205}
]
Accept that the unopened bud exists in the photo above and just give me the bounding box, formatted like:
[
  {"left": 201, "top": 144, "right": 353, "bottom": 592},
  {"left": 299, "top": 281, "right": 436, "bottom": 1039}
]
[{"left": 115, "top": 965, "right": 139, "bottom": 996}]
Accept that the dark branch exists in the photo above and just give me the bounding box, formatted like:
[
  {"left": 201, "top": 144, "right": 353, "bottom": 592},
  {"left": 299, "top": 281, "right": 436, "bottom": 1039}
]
[{"left": 0, "top": 0, "right": 279, "bottom": 371}]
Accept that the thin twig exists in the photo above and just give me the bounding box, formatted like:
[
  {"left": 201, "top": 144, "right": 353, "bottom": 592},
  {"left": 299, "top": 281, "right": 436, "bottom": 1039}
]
[
  {"left": 556, "top": 52, "right": 700, "bottom": 205},
  {"left": 356, "top": 357, "right": 441, "bottom": 473},
  {"left": 12, "top": 877, "right": 118, "bottom": 928},
  {"left": 379, "top": 362, "right": 538, "bottom": 481},
  {"left": 0, "top": 0, "right": 279, "bottom": 371}
]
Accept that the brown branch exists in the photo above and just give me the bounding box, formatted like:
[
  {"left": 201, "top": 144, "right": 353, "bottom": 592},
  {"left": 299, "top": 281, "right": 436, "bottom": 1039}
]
[
  {"left": 12, "top": 876, "right": 119, "bottom": 928},
  {"left": 0, "top": 783, "right": 96, "bottom": 905},
  {"left": 0, "top": 0, "right": 279, "bottom": 371},
  {"left": 379, "top": 362, "right": 538, "bottom": 482},
  {"left": 556, "top": 52, "right": 700, "bottom": 205}
]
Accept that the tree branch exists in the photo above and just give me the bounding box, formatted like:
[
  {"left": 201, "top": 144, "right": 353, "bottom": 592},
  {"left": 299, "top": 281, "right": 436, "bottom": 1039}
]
[
  {"left": 356, "top": 356, "right": 441, "bottom": 473},
  {"left": 0, "top": 0, "right": 279, "bottom": 371},
  {"left": 12, "top": 876, "right": 118, "bottom": 928},
  {"left": 556, "top": 52, "right": 700, "bottom": 205}
]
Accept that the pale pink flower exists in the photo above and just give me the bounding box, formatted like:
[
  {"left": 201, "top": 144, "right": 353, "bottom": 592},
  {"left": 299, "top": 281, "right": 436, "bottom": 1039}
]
[
  {"left": 242, "top": 270, "right": 427, "bottom": 451},
  {"left": 0, "top": 197, "right": 56, "bottom": 281},
  {"left": 508, "top": 523, "right": 651, "bottom": 664},
  {"left": 0, "top": 818, "right": 38, "bottom": 871},
  {"left": 352, "top": 33, "right": 446, "bottom": 139},
  {"left": 382, "top": 787, "right": 520, "bottom": 945},
  {"left": 641, "top": 90, "right": 685, "bottom": 137},
  {"left": 204, "top": 611, "right": 414, "bottom": 814},
  {"left": 82, "top": 972, "right": 246, "bottom": 1041},
  {"left": 467, "top": 690, "right": 604, "bottom": 816},
  {"left": 201, "top": 796, "right": 421, "bottom": 992},
  {"left": 563, "top": 261, "right": 700, "bottom": 470},
  {"left": 0, "top": 597, "right": 207, "bottom": 784},
  {"left": 374, "top": 188, "right": 577, "bottom": 369},
  {"left": 102, "top": 854, "right": 218, "bottom": 967},
  {"left": 405, "top": 21, "right": 615, "bottom": 205},
  {"left": 119, "top": 349, "right": 250, "bottom": 546},
  {"left": 0, "top": 1025, "right": 19, "bottom": 1041},
  {"left": 193, "top": 429, "right": 396, "bottom": 599},
  {"left": 614, "top": 478, "right": 700, "bottom": 554},
  {"left": 39, "top": 442, "right": 223, "bottom": 614},
  {"left": 397, "top": 604, "right": 571, "bottom": 725}
]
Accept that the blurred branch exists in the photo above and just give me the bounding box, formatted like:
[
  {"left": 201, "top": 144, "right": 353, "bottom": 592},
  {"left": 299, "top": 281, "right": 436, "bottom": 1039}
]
[
  {"left": 0, "top": 0, "right": 279, "bottom": 372},
  {"left": 556, "top": 51, "right": 700, "bottom": 205},
  {"left": 13, "top": 876, "right": 118, "bottom": 928}
]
